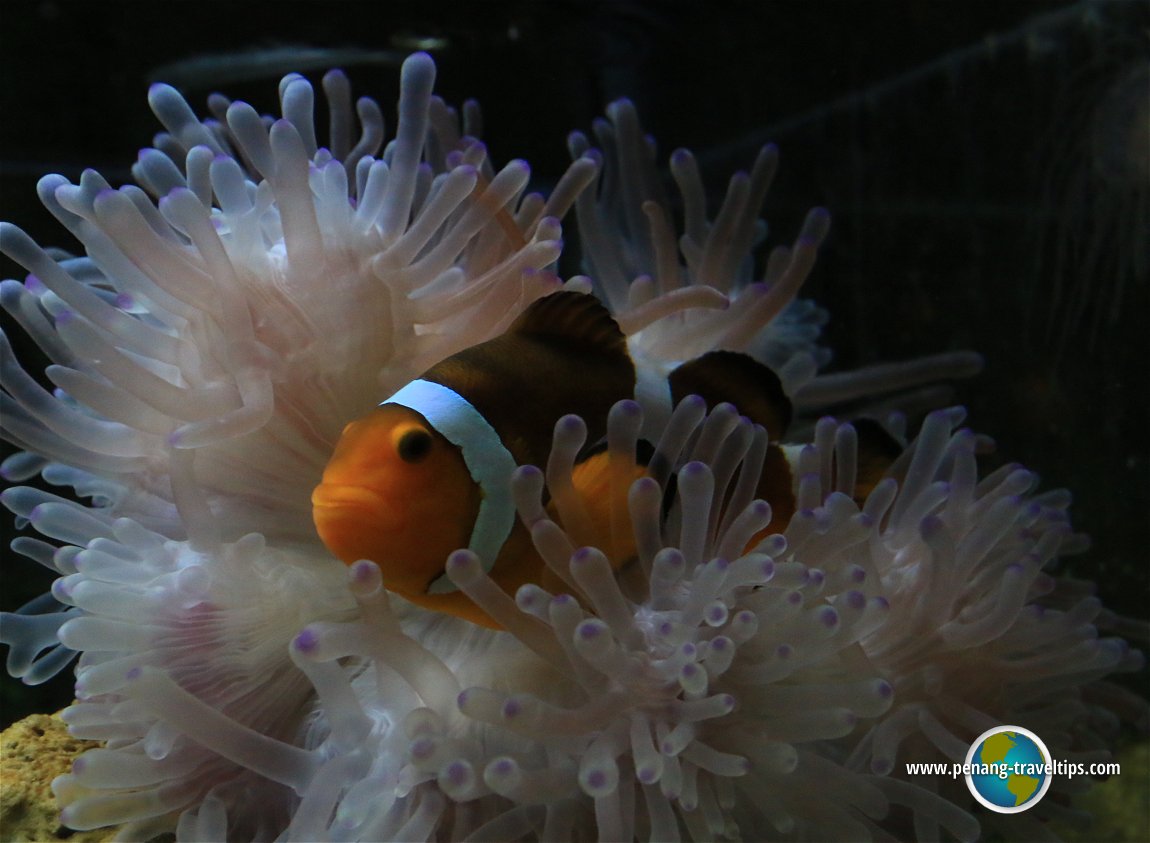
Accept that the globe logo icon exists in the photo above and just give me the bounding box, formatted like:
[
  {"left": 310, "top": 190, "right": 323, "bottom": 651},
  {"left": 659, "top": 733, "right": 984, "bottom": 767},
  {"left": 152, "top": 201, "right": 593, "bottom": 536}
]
[{"left": 965, "top": 726, "right": 1053, "bottom": 813}]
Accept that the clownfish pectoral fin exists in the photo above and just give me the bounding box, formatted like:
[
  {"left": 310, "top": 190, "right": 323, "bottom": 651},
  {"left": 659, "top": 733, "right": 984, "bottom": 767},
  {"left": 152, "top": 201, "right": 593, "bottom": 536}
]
[
  {"left": 572, "top": 436, "right": 655, "bottom": 470},
  {"left": 548, "top": 444, "right": 649, "bottom": 571},
  {"left": 510, "top": 290, "right": 631, "bottom": 359},
  {"left": 849, "top": 417, "right": 904, "bottom": 502},
  {"left": 668, "top": 350, "right": 792, "bottom": 441}
]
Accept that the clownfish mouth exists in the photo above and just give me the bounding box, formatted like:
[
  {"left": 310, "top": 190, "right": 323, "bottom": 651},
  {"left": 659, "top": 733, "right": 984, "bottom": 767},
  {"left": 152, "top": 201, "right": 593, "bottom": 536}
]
[
  {"left": 312, "top": 482, "right": 408, "bottom": 568},
  {"left": 311, "top": 483, "right": 397, "bottom": 522}
]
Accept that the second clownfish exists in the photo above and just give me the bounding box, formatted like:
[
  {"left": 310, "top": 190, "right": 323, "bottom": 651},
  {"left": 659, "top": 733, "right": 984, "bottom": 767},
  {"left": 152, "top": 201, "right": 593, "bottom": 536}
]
[{"left": 312, "top": 291, "right": 891, "bottom": 628}]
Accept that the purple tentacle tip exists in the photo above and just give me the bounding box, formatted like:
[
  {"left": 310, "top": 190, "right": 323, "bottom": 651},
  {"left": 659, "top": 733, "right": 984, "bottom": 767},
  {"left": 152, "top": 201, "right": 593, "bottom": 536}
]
[
  {"left": 350, "top": 558, "right": 377, "bottom": 584},
  {"left": 51, "top": 578, "right": 71, "bottom": 601},
  {"left": 577, "top": 620, "right": 604, "bottom": 640},
  {"left": 571, "top": 546, "right": 594, "bottom": 565},
  {"left": 445, "top": 760, "right": 468, "bottom": 785},
  {"left": 448, "top": 549, "right": 473, "bottom": 570},
  {"left": 517, "top": 464, "right": 543, "bottom": 481},
  {"left": 492, "top": 757, "right": 514, "bottom": 776},
  {"left": 294, "top": 627, "right": 319, "bottom": 654}
]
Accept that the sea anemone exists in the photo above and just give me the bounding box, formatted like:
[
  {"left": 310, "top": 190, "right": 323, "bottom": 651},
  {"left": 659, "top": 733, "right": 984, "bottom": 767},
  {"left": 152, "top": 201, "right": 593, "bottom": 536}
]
[
  {"left": 1, "top": 52, "right": 585, "bottom": 838},
  {"left": 1, "top": 51, "right": 1143, "bottom": 842},
  {"left": 566, "top": 97, "right": 984, "bottom": 440},
  {"left": 796, "top": 408, "right": 1145, "bottom": 840},
  {"left": 155, "top": 397, "right": 905, "bottom": 842}
]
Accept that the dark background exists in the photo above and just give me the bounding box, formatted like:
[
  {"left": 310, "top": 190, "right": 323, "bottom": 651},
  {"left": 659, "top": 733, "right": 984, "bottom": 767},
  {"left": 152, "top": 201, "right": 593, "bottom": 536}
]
[{"left": 2, "top": 0, "right": 1146, "bottom": 760}]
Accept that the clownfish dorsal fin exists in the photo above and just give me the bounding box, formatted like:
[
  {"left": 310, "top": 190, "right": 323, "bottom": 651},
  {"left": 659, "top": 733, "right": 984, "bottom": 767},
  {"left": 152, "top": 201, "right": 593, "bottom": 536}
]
[
  {"left": 419, "top": 288, "right": 636, "bottom": 474},
  {"left": 668, "top": 350, "right": 793, "bottom": 441},
  {"left": 510, "top": 291, "right": 629, "bottom": 357}
]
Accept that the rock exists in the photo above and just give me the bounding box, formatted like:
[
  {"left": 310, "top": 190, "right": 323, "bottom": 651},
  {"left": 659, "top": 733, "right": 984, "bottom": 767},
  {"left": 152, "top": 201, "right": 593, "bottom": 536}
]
[
  {"left": 0, "top": 711, "right": 114, "bottom": 842},
  {"left": 1055, "top": 739, "right": 1150, "bottom": 843}
]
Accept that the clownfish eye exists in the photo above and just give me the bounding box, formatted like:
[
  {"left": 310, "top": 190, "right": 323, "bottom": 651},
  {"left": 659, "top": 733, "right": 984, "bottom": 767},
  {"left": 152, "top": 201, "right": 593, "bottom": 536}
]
[{"left": 396, "top": 427, "right": 433, "bottom": 463}]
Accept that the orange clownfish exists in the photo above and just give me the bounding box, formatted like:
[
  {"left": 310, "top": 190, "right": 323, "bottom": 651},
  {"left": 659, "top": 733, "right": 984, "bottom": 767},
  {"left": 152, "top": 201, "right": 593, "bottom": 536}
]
[
  {"left": 312, "top": 292, "right": 641, "bottom": 627},
  {"left": 311, "top": 291, "right": 897, "bottom": 628}
]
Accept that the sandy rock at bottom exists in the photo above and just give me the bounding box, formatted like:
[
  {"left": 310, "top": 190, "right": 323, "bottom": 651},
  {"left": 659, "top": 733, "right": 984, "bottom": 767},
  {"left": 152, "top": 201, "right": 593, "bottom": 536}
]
[{"left": 1, "top": 711, "right": 116, "bottom": 842}]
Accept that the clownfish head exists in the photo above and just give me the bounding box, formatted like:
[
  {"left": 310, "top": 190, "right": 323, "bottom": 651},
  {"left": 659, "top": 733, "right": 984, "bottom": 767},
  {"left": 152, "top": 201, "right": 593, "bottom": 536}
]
[{"left": 311, "top": 404, "right": 481, "bottom": 595}]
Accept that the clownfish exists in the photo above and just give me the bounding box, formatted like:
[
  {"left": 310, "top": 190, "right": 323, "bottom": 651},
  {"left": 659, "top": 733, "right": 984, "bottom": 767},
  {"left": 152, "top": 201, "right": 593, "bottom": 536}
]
[
  {"left": 312, "top": 291, "right": 897, "bottom": 628},
  {"left": 312, "top": 292, "right": 641, "bottom": 627}
]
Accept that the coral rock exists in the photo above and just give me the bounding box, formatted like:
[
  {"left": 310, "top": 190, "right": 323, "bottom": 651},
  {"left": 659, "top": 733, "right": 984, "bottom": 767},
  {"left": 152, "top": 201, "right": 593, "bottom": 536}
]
[{"left": 0, "top": 713, "right": 118, "bottom": 842}]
